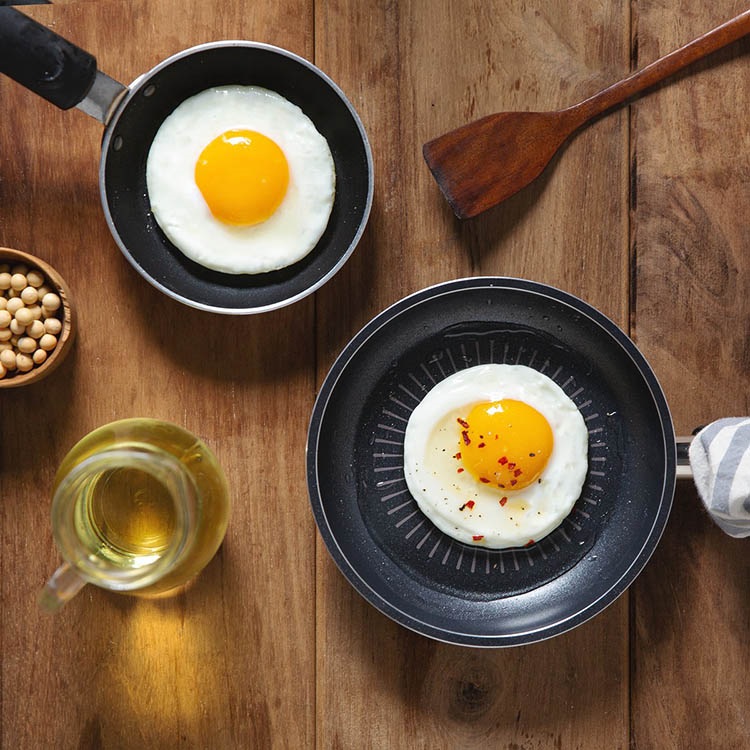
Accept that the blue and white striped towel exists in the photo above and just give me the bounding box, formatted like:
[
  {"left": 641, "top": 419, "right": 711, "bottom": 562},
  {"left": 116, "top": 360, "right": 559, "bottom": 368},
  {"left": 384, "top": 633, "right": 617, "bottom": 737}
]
[{"left": 689, "top": 418, "right": 750, "bottom": 538}]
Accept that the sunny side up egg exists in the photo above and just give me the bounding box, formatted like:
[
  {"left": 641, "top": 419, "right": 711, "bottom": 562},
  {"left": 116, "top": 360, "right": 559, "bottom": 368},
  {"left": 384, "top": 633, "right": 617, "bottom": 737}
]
[
  {"left": 146, "top": 86, "right": 335, "bottom": 275},
  {"left": 403, "top": 364, "right": 589, "bottom": 549}
]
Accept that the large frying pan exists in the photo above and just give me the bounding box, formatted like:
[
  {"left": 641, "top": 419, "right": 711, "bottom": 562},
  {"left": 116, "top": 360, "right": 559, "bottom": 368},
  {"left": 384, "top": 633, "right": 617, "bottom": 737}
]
[
  {"left": 307, "top": 278, "right": 677, "bottom": 646},
  {"left": 0, "top": 9, "right": 373, "bottom": 314}
]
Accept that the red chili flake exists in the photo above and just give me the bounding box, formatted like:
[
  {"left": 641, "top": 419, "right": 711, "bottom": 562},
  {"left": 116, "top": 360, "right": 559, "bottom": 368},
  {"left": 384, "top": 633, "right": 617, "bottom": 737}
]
[
  {"left": 457, "top": 417, "right": 469, "bottom": 429},
  {"left": 499, "top": 497, "right": 508, "bottom": 507},
  {"left": 477, "top": 442, "right": 486, "bottom": 448},
  {"left": 510, "top": 479, "right": 517, "bottom": 486},
  {"left": 456, "top": 467, "right": 465, "bottom": 473},
  {"left": 508, "top": 462, "right": 516, "bottom": 470},
  {"left": 466, "top": 500, "right": 475, "bottom": 509},
  {"left": 461, "top": 430, "right": 471, "bottom": 445},
  {"left": 499, "top": 483, "right": 506, "bottom": 489},
  {"left": 513, "top": 468, "right": 523, "bottom": 477},
  {"left": 472, "top": 535, "right": 484, "bottom": 541},
  {"left": 525, "top": 539, "right": 535, "bottom": 547},
  {"left": 453, "top": 452, "right": 462, "bottom": 460},
  {"left": 498, "top": 456, "right": 508, "bottom": 465},
  {"left": 479, "top": 477, "right": 490, "bottom": 484}
]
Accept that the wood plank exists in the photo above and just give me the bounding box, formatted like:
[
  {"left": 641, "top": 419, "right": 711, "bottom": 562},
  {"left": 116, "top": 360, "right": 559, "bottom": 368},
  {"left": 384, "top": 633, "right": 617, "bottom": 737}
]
[
  {"left": 630, "top": 1, "right": 750, "bottom": 747},
  {"left": 11, "top": 1, "right": 747, "bottom": 747},
  {"left": 0, "top": 2, "right": 316, "bottom": 748},
  {"left": 314, "top": 1, "right": 632, "bottom": 747}
]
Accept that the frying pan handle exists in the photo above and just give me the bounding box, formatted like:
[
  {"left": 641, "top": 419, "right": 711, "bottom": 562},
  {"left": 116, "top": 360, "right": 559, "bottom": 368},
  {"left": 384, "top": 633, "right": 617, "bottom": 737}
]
[
  {"left": 0, "top": 7, "right": 97, "bottom": 110},
  {"left": 676, "top": 436, "right": 693, "bottom": 481}
]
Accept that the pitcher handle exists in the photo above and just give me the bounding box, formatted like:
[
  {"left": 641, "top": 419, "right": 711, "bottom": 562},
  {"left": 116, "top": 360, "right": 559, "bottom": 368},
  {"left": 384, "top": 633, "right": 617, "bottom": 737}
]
[{"left": 38, "top": 562, "right": 87, "bottom": 613}]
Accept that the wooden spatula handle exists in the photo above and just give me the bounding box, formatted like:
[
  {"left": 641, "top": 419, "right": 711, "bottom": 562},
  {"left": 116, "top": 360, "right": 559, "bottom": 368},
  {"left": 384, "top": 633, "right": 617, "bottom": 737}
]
[{"left": 570, "top": 8, "right": 750, "bottom": 124}]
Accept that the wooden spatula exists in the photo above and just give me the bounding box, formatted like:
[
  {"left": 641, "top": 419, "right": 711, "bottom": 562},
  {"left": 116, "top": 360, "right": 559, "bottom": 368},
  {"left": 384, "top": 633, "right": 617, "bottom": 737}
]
[{"left": 423, "top": 9, "right": 750, "bottom": 219}]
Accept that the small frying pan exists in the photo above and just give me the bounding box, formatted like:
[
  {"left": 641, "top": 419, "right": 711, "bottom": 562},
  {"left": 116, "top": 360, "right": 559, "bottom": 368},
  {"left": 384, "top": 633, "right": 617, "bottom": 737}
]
[
  {"left": 0, "top": 9, "right": 373, "bottom": 314},
  {"left": 307, "top": 278, "right": 679, "bottom": 646}
]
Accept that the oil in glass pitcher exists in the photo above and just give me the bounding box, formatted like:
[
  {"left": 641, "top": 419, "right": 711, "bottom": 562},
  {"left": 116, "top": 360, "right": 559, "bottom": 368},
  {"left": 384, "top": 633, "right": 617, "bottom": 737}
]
[{"left": 39, "top": 418, "right": 230, "bottom": 612}]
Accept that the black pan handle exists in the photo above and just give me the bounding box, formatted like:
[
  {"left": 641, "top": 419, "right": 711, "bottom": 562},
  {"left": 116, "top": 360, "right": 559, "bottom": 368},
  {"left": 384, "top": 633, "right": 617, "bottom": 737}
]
[{"left": 0, "top": 7, "right": 97, "bottom": 110}]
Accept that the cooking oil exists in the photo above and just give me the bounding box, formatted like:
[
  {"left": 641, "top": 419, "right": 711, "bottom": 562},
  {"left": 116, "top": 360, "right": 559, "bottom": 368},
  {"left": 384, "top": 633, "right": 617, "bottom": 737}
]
[{"left": 51, "top": 418, "right": 230, "bottom": 596}]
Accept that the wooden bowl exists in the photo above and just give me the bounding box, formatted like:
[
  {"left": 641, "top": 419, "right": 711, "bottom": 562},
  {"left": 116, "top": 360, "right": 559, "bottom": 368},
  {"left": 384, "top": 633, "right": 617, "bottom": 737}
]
[{"left": 0, "top": 247, "right": 76, "bottom": 389}]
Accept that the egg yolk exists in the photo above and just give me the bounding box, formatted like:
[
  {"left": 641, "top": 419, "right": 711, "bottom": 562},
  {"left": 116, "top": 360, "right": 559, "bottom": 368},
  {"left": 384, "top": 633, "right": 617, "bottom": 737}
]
[
  {"left": 194, "top": 129, "right": 289, "bottom": 225},
  {"left": 457, "top": 400, "right": 553, "bottom": 490}
]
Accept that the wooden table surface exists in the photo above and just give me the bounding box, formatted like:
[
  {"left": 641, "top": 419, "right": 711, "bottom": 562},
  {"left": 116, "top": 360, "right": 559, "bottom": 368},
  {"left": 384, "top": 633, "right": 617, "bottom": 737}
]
[{"left": 2, "top": 1, "right": 749, "bottom": 748}]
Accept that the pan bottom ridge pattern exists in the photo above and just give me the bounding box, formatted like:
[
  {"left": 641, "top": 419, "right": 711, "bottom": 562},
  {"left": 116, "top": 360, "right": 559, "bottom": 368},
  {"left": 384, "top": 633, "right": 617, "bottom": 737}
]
[{"left": 357, "top": 325, "right": 622, "bottom": 602}]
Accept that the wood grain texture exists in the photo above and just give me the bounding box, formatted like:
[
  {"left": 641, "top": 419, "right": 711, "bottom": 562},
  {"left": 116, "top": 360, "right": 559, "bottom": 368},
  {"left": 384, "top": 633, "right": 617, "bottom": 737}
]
[
  {"left": 2, "top": 0, "right": 748, "bottom": 748},
  {"left": 630, "top": 1, "right": 750, "bottom": 748}
]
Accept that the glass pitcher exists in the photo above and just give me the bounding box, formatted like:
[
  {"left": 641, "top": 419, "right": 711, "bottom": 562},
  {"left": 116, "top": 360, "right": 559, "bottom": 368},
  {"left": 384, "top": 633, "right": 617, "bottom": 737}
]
[{"left": 39, "top": 418, "right": 230, "bottom": 612}]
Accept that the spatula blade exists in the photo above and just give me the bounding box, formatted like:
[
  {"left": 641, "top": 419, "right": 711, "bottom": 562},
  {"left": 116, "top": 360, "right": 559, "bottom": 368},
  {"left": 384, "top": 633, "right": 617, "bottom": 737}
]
[{"left": 423, "top": 111, "right": 573, "bottom": 219}]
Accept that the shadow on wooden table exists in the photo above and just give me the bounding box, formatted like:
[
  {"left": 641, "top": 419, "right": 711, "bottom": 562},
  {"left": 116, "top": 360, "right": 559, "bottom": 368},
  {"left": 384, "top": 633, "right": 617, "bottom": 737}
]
[
  {"left": 109, "top": 248, "right": 317, "bottom": 386},
  {"left": 321, "top": 552, "right": 628, "bottom": 746},
  {"left": 633, "top": 480, "right": 750, "bottom": 647},
  {"left": 450, "top": 136, "right": 581, "bottom": 267},
  {"left": 631, "top": 481, "right": 750, "bottom": 747}
]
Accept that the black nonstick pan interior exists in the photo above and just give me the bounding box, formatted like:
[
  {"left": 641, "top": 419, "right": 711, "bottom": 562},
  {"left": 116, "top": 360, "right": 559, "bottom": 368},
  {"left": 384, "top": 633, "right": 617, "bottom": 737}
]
[
  {"left": 307, "top": 277, "right": 675, "bottom": 646},
  {"left": 101, "top": 42, "right": 372, "bottom": 313}
]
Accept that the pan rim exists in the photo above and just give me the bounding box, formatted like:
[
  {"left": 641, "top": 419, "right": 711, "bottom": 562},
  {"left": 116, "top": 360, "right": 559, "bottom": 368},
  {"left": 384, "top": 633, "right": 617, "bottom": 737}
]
[
  {"left": 98, "top": 40, "right": 374, "bottom": 315},
  {"left": 307, "top": 276, "right": 676, "bottom": 646}
]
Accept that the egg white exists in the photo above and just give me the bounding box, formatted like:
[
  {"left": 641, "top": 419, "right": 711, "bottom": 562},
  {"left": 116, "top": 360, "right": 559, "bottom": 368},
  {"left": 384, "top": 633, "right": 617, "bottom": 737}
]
[
  {"left": 403, "top": 364, "right": 589, "bottom": 549},
  {"left": 146, "top": 85, "right": 335, "bottom": 274}
]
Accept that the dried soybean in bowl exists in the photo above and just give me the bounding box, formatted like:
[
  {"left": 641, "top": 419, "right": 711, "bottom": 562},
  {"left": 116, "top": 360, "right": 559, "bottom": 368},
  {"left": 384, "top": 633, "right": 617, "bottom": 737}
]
[{"left": 0, "top": 261, "right": 64, "bottom": 380}]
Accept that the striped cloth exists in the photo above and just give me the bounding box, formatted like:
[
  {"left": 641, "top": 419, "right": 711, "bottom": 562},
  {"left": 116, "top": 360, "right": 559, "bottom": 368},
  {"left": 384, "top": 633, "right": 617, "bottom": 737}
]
[{"left": 689, "top": 418, "right": 750, "bottom": 538}]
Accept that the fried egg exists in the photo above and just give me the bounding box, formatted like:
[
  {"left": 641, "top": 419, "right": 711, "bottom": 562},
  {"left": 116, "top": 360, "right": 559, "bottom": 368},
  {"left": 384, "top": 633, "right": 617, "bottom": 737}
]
[
  {"left": 146, "top": 85, "right": 335, "bottom": 274},
  {"left": 403, "top": 364, "right": 588, "bottom": 549}
]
